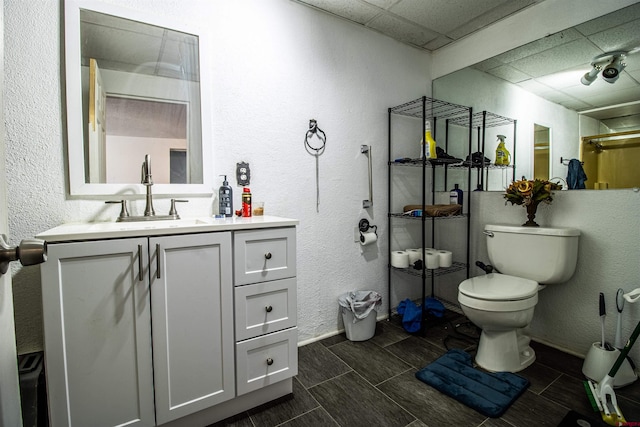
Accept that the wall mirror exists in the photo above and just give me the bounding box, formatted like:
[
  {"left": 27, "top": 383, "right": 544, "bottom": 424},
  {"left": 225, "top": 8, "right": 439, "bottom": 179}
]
[
  {"left": 433, "top": 3, "right": 640, "bottom": 190},
  {"left": 65, "top": 0, "right": 213, "bottom": 196}
]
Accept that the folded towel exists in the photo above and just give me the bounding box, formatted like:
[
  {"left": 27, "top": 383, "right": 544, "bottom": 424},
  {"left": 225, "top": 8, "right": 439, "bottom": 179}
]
[{"left": 415, "top": 349, "right": 529, "bottom": 418}]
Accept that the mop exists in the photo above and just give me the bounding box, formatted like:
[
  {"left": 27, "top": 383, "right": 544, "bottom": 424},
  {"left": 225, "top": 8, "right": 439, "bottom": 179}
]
[{"left": 585, "top": 288, "right": 640, "bottom": 426}]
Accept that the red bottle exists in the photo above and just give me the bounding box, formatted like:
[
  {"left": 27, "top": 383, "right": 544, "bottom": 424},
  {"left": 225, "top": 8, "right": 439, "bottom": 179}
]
[{"left": 242, "top": 187, "right": 252, "bottom": 217}]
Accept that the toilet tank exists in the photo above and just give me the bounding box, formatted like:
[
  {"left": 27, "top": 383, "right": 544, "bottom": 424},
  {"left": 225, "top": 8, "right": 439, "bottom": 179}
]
[{"left": 485, "top": 224, "right": 580, "bottom": 284}]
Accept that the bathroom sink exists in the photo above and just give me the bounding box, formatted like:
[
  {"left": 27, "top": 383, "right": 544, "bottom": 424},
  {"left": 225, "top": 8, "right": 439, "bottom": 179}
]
[{"left": 88, "top": 218, "right": 213, "bottom": 232}]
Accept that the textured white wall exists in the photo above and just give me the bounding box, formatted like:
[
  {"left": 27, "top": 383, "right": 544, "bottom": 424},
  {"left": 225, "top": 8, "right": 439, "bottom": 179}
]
[{"left": 5, "top": 0, "right": 430, "bottom": 352}]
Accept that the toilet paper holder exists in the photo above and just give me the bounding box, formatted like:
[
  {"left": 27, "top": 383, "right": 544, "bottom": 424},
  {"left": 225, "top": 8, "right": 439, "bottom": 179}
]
[{"left": 358, "top": 218, "right": 377, "bottom": 241}]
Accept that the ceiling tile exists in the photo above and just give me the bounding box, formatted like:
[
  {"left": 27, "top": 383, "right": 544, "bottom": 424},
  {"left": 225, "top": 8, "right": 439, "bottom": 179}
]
[
  {"left": 360, "top": 0, "right": 399, "bottom": 10},
  {"left": 486, "top": 65, "right": 532, "bottom": 83},
  {"left": 296, "top": 0, "right": 381, "bottom": 24},
  {"left": 509, "top": 39, "right": 602, "bottom": 77},
  {"left": 367, "top": 13, "right": 439, "bottom": 46},
  {"left": 494, "top": 28, "right": 583, "bottom": 64},
  {"left": 447, "top": 0, "right": 536, "bottom": 40},
  {"left": 585, "top": 19, "right": 640, "bottom": 54},
  {"left": 518, "top": 79, "right": 556, "bottom": 96},
  {"left": 389, "top": 0, "right": 507, "bottom": 35},
  {"left": 423, "top": 35, "right": 454, "bottom": 50},
  {"left": 574, "top": 3, "right": 640, "bottom": 37}
]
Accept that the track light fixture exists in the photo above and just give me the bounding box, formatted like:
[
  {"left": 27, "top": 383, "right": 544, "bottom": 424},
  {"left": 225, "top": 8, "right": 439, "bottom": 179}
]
[{"left": 581, "top": 51, "right": 627, "bottom": 86}]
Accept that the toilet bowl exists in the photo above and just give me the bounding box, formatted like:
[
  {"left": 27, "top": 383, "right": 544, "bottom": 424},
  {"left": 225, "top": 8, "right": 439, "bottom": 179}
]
[
  {"left": 458, "top": 224, "right": 580, "bottom": 373},
  {"left": 458, "top": 273, "right": 539, "bottom": 372}
]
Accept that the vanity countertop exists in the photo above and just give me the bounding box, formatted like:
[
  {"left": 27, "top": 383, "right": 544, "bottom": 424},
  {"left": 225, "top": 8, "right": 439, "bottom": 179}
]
[{"left": 37, "top": 215, "right": 299, "bottom": 243}]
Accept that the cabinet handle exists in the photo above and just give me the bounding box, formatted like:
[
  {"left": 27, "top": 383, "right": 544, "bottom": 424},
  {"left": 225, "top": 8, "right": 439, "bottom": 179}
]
[
  {"left": 265, "top": 252, "right": 272, "bottom": 260},
  {"left": 156, "top": 244, "right": 161, "bottom": 279},
  {"left": 266, "top": 358, "right": 274, "bottom": 366},
  {"left": 265, "top": 305, "right": 273, "bottom": 313},
  {"left": 137, "top": 245, "right": 143, "bottom": 282}
]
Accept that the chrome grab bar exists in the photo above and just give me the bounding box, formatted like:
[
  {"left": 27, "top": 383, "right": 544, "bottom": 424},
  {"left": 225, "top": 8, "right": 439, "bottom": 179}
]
[{"left": 361, "top": 145, "right": 372, "bottom": 208}]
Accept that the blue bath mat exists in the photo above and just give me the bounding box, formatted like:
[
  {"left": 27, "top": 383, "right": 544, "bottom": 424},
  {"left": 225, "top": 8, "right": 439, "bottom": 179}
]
[{"left": 415, "top": 349, "right": 529, "bottom": 418}]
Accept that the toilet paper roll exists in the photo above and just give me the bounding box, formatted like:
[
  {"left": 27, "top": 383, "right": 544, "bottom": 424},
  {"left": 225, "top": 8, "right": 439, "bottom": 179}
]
[
  {"left": 437, "top": 250, "right": 453, "bottom": 268},
  {"left": 406, "top": 248, "right": 422, "bottom": 264},
  {"left": 391, "top": 251, "right": 410, "bottom": 268},
  {"left": 360, "top": 231, "right": 377, "bottom": 246},
  {"left": 425, "top": 252, "right": 439, "bottom": 269}
]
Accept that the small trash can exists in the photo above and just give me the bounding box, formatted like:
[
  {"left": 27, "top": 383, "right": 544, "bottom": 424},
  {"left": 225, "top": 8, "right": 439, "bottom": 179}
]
[{"left": 338, "top": 291, "right": 382, "bottom": 341}]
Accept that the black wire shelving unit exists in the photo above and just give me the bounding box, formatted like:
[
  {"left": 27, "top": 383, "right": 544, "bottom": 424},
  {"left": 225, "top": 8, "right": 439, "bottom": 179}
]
[{"left": 387, "top": 96, "right": 472, "bottom": 334}]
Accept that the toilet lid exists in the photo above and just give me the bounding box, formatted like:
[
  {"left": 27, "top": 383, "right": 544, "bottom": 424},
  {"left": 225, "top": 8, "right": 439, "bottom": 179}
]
[{"left": 459, "top": 273, "right": 538, "bottom": 301}]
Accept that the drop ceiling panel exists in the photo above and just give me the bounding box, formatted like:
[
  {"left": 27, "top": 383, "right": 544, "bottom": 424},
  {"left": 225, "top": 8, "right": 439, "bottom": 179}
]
[
  {"left": 509, "top": 39, "right": 602, "bottom": 78},
  {"left": 296, "top": 0, "right": 381, "bottom": 24},
  {"left": 586, "top": 21, "right": 640, "bottom": 54},
  {"left": 368, "top": 13, "right": 439, "bottom": 46}
]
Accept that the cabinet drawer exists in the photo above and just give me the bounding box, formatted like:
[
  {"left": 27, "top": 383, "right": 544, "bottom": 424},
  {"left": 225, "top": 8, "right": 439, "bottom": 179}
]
[
  {"left": 234, "top": 227, "right": 296, "bottom": 285},
  {"left": 236, "top": 328, "right": 298, "bottom": 396},
  {"left": 235, "top": 278, "right": 297, "bottom": 341}
]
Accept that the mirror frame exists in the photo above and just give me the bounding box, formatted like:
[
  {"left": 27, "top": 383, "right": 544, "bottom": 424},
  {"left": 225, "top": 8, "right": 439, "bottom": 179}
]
[{"left": 65, "top": 0, "right": 213, "bottom": 196}]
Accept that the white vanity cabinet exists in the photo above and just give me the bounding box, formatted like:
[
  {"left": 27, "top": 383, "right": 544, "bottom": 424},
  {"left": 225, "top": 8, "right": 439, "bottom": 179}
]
[
  {"left": 38, "top": 217, "right": 298, "bottom": 427},
  {"left": 41, "top": 232, "right": 234, "bottom": 426}
]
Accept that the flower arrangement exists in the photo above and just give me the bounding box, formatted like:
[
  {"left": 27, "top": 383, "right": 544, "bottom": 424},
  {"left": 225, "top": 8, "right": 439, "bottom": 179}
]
[
  {"left": 504, "top": 178, "right": 562, "bottom": 207},
  {"left": 504, "top": 178, "right": 562, "bottom": 226}
]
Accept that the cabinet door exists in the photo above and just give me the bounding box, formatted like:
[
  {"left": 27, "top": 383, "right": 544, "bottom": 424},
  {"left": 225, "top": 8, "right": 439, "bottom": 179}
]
[
  {"left": 41, "top": 239, "right": 154, "bottom": 427},
  {"left": 150, "top": 232, "right": 234, "bottom": 424},
  {"left": 234, "top": 227, "right": 296, "bottom": 285}
]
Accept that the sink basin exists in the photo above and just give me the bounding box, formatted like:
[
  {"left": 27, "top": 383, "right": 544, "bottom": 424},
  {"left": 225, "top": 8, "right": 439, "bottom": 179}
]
[{"left": 88, "top": 218, "right": 213, "bottom": 232}]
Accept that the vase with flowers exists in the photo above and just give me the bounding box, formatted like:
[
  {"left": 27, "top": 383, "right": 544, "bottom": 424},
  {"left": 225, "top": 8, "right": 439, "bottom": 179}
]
[{"left": 504, "top": 178, "right": 562, "bottom": 226}]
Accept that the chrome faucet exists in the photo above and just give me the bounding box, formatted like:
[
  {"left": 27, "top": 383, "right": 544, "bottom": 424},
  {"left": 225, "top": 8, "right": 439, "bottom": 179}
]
[
  {"left": 105, "top": 154, "right": 189, "bottom": 222},
  {"left": 141, "top": 154, "right": 155, "bottom": 216}
]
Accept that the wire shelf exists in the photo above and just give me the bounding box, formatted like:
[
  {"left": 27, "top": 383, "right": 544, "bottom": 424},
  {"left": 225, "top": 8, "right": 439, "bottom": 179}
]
[
  {"left": 388, "top": 213, "right": 466, "bottom": 220},
  {"left": 390, "top": 261, "right": 467, "bottom": 278},
  {"left": 389, "top": 97, "right": 471, "bottom": 121},
  {"left": 449, "top": 110, "right": 515, "bottom": 128}
]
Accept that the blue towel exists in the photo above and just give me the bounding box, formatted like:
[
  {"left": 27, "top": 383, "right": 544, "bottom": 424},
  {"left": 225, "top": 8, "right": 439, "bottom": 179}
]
[
  {"left": 397, "top": 299, "right": 421, "bottom": 333},
  {"left": 397, "top": 298, "right": 446, "bottom": 333},
  {"left": 415, "top": 349, "right": 529, "bottom": 418},
  {"left": 566, "top": 158, "right": 587, "bottom": 189}
]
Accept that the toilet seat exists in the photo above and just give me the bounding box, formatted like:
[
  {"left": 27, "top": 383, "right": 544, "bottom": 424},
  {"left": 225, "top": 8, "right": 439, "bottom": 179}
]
[
  {"left": 459, "top": 273, "right": 538, "bottom": 300},
  {"left": 458, "top": 273, "right": 539, "bottom": 312}
]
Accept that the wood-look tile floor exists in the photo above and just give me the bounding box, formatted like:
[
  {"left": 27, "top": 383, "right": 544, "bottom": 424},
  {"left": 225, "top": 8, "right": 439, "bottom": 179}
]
[{"left": 212, "top": 312, "right": 640, "bottom": 427}]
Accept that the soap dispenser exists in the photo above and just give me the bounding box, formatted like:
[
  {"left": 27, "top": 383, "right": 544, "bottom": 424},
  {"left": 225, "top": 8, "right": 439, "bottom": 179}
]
[{"left": 218, "top": 175, "right": 233, "bottom": 217}]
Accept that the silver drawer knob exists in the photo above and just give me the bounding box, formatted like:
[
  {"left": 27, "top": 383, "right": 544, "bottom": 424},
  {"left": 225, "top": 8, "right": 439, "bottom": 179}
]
[
  {"left": 265, "top": 305, "right": 273, "bottom": 313},
  {"left": 266, "top": 358, "right": 274, "bottom": 366},
  {"left": 265, "top": 252, "right": 272, "bottom": 260}
]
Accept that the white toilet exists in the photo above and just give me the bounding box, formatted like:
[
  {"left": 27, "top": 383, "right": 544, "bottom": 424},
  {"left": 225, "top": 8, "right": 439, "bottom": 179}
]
[{"left": 458, "top": 224, "right": 580, "bottom": 372}]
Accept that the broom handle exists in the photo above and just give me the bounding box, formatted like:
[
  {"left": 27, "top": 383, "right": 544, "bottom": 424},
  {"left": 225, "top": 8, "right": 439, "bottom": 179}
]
[{"left": 608, "top": 317, "right": 640, "bottom": 377}]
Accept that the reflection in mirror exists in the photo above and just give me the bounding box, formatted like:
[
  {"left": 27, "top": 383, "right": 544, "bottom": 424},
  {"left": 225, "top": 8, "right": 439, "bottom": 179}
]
[
  {"left": 65, "top": 0, "right": 212, "bottom": 195},
  {"left": 580, "top": 130, "right": 640, "bottom": 189},
  {"left": 533, "top": 124, "right": 550, "bottom": 181},
  {"left": 433, "top": 3, "right": 640, "bottom": 190}
]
